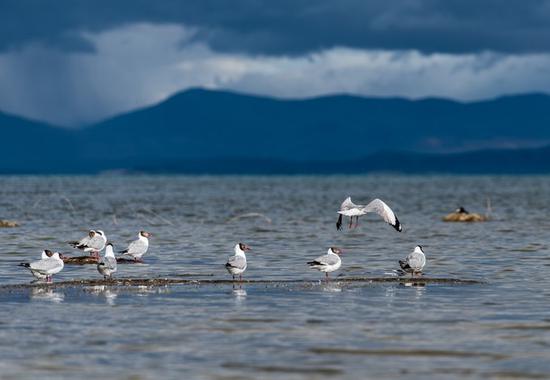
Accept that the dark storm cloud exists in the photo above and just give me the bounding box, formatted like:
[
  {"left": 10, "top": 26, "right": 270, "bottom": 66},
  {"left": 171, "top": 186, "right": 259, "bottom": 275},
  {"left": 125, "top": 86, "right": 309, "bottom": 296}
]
[{"left": 2, "top": 0, "right": 550, "bottom": 54}]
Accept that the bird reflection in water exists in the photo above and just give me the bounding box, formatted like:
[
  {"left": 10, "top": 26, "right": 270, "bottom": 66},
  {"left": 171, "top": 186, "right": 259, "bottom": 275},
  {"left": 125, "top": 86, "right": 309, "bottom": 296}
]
[{"left": 31, "top": 288, "right": 64, "bottom": 303}]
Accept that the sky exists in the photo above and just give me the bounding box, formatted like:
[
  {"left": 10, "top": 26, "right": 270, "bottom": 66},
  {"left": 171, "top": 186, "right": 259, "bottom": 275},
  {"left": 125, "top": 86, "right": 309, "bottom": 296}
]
[{"left": 2, "top": 0, "right": 550, "bottom": 126}]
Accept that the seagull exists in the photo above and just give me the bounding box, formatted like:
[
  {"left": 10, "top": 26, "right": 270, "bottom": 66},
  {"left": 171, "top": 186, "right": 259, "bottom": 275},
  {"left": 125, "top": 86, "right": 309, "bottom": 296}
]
[
  {"left": 399, "top": 245, "right": 426, "bottom": 276},
  {"left": 97, "top": 243, "right": 117, "bottom": 279},
  {"left": 307, "top": 247, "right": 343, "bottom": 281},
  {"left": 225, "top": 243, "right": 251, "bottom": 282},
  {"left": 68, "top": 229, "right": 107, "bottom": 258},
  {"left": 19, "top": 252, "right": 65, "bottom": 282},
  {"left": 118, "top": 231, "right": 152, "bottom": 262},
  {"left": 336, "top": 197, "right": 402, "bottom": 231}
]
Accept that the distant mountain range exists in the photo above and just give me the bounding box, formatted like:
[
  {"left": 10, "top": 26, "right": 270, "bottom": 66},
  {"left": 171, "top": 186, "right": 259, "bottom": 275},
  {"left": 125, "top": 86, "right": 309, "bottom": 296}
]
[{"left": 1, "top": 88, "right": 550, "bottom": 174}]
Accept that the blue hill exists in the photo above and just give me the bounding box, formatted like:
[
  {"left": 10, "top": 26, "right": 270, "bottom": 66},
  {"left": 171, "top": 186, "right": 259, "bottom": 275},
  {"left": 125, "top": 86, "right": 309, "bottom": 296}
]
[{"left": 1, "top": 89, "right": 550, "bottom": 173}]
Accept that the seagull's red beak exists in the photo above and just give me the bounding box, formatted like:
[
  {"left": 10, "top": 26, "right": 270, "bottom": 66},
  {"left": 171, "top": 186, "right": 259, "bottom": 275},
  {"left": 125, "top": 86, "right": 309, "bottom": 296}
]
[{"left": 244, "top": 245, "right": 251, "bottom": 251}]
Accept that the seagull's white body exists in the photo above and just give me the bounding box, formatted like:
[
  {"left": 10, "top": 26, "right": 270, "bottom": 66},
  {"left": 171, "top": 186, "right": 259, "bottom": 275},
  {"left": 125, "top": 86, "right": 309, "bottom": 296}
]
[
  {"left": 20, "top": 252, "right": 64, "bottom": 281},
  {"left": 308, "top": 248, "right": 342, "bottom": 273},
  {"left": 337, "top": 197, "right": 402, "bottom": 231},
  {"left": 69, "top": 230, "right": 107, "bottom": 253},
  {"left": 225, "top": 244, "right": 248, "bottom": 276},
  {"left": 97, "top": 244, "right": 117, "bottom": 279},
  {"left": 399, "top": 246, "right": 426, "bottom": 275},
  {"left": 120, "top": 232, "right": 150, "bottom": 260}
]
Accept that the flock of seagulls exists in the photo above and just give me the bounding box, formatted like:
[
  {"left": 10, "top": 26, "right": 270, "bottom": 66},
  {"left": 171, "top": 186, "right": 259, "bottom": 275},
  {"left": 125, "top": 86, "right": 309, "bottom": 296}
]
[
  {"left": 225, "top": 196, "right": 423, "bottom": 282},
  {"left": 19, "top": 196, "right": 424, "bottom": 283},
  {"left": 19, "top": 230, "right": 152, "bottom": 282}
]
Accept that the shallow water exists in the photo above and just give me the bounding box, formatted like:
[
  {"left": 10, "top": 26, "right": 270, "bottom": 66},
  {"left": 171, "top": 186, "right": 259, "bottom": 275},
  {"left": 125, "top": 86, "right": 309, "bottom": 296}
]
[{"left": 0, "top": 175, "right": 549, "bottom": 379}]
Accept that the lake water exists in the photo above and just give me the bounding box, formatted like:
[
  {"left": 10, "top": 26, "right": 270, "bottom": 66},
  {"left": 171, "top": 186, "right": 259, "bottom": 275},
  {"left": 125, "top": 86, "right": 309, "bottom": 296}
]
[{"left": 0, "top": 175, "right": 549, "bottom": 379}]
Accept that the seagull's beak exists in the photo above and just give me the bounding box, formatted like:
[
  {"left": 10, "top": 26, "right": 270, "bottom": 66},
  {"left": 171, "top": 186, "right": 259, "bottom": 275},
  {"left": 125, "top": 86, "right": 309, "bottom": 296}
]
[{"left": 245, "top": 245, "right": 251, "bottom": 251}]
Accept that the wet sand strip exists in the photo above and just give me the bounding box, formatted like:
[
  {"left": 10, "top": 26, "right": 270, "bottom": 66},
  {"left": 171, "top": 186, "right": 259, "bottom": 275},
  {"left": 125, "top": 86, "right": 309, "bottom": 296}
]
[{"left": 0, "top": 276, "right": 484, "bottom": 291}]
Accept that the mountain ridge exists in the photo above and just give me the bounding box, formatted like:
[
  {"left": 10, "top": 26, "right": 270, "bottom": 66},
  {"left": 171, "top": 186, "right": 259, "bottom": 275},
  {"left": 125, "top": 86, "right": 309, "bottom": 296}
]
[{"left": 1, "top": 88, "right": 550, "bottom": 173}]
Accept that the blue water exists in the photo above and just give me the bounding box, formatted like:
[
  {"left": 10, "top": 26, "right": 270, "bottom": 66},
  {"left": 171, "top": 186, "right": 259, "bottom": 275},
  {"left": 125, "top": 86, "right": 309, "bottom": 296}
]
[{"left": 0, "top": 175, "right": 549, "bottom": 379}]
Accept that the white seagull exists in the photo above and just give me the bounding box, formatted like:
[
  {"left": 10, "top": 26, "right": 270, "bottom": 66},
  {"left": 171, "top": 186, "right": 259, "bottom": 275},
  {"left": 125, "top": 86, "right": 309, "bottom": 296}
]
[
  {"left": 97, "top": 243, "right": 117, "bottom": 279},
  {"left": 225, "top": 243, "right": 251, "bottom": 282},
  {"left": 68, "top": 229, "right": 107, "bottom": 258},
  {"left": 118, "top": 231, "right": 152, "bottom": 262},
  {"left": 336, "top": 197, "right": 402, "bottom": 232},
  {"left": 19, "top": 252, "right": 65, "bottom": 282},
  {"left": 307, "top": 247, "right": 343, "bottom": 280},
  {"left": 399, "top": 245, "right": 426, "bottom": 276}
]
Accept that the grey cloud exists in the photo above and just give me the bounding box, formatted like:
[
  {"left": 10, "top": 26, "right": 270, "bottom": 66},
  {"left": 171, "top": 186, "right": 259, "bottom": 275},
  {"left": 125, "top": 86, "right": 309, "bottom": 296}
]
[
  {"left": 2, "top": 0, "right": 550, "bottom": 55},
  {"left": 3, "top": 24, "right": 550, "bottom": 126}
]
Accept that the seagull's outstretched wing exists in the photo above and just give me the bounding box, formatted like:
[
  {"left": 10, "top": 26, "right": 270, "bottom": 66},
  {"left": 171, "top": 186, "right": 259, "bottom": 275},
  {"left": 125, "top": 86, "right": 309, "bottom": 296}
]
[
  {"left": 339, "top": 196, "right": 363, "bottom": 211},
  {"left": 362, "top": 199, "right": 402, "bottom": 232}
]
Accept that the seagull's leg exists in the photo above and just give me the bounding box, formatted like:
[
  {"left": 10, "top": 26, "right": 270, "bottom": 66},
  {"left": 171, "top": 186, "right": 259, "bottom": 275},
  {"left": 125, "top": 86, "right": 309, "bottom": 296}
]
[
  {"left": 239, "top": 274, "right": 243, "bottom": 283},
  {"left": 325, "top": 272, "right": 330, "bottom": 282},
  {"left": 348, "top": 217, "right": 353, "bottom": 229},
  {"left": 232, "top": 275, "right": 235, "bottom": 282},
  {"left": 355, "top": 216, "right": 360, "bottom": 228}
]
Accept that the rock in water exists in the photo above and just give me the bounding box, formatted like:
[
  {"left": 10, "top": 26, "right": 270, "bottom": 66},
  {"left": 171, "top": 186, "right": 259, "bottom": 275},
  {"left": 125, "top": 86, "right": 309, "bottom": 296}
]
[{"left": 0, "top": 220, "right": 19, "bottom": 228}]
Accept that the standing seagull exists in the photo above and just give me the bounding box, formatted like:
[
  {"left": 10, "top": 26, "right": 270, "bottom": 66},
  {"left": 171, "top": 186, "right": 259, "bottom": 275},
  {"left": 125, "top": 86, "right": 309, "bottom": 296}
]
[
  {"left": 97, "top": 243, "right": 117, "bottom": 279},
  {"left": 399, "top": 245, "right": 426, "bottom": 276},
  {"left": 19, "top": 252, "right": 64, "bottom": 282},
  {"left": 68, "top": 230, "right": 107, "bottom": 258},
  {"left": 118, "top": 231, "right": 152, "bottom": 262},
  {"left": 307, "top": 247, "right": 343, "bottom": 281},
  {"left": 336, "top": 197, "right": 402, "bottom": 232},
  {"left": 225, "top": 243, "right": 251, "bottom": 282},
  {"left": 26, "top": 250, "right": 55, "bottom": 279}
]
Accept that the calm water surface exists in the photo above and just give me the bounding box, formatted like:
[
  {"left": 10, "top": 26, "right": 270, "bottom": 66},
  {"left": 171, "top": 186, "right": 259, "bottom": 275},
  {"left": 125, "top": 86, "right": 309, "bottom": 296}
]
[{"left": 0, "top": 175, "right": 549, "bottom": 379}]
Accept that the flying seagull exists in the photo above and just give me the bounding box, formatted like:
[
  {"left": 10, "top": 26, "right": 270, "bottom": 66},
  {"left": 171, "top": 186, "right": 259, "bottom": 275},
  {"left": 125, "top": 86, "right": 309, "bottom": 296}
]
[
  {"left": 336, "top": 197, "right": 402, "bottom": 232},
  {"left": 225, "top": 243, "right": 251, "bottom": 282},
  {"left": 118, "top": 231, "right": 152, "bottom": 262},
  {"left": 307, "top": 247, "right": 343, "bottom": 281},
  {"left": 399, "top": 245, "right": 426, "bottom": 276}
]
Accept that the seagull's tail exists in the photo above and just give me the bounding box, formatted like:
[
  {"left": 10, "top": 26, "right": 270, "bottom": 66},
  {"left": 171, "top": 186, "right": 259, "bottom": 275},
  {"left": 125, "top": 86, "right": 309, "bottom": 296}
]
[
  {"left": 307, "top": 260, "right": 323, "bottom": 267},
  {"left": 118, "top": 249, "right": 129, "bottom": 254},
  {"left": 18, "top": 263, "right": 30, "bottom": 268},
  {"left": 398, "top": 260, "right": 410, "bottom": 271}
]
